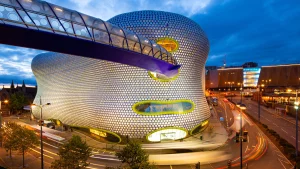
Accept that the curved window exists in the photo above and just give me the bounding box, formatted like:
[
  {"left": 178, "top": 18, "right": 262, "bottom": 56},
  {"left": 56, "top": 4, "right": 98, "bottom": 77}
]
[
  {"left": 156, "top": 37, "right": 179, "bottom": 53},
  {"left": 147, "top": 127, "right": 188, "bottom": 142},
  {"left": 70, "top": 126, "right": 121, "bottom": 143},
  {"left": 148, "top": 69, "right": 179, "bottom": 82},
  {"left": 133, "top": 100, "right": 194, "bottom": 116},
  {"left": 190, "top": 120, "right": 209, "bottom": 135}
]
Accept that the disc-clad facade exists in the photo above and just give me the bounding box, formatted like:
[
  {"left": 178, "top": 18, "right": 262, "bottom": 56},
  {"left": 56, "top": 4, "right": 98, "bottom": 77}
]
[{"left": 32, "top": 11, "right": 210, "bottom": 142}]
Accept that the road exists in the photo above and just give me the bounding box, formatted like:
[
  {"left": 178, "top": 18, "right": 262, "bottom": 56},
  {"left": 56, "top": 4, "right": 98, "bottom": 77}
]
[
  {"left": 232, "top": 96, "right": 300, "bottom": 151},
  {"left": 1, "top": 99, "right": 294, "bottom": 169}
]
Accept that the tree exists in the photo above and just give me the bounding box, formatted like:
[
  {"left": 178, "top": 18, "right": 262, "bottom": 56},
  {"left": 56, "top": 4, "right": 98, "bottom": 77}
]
[
  {"left": 2, "top": 122, "right": 20, "bottom": 158},
  {"left": 15, "top": 126, "right": 39, "bottom": 168},
  {"left": 51, "top": 135, "right": 92, "bottom": 169},
  {"left": 9, "top": 92, "right": 29, "bottom": 114},
  {"left": 116, "top": 141, "right": 156, "bottom": 169}
]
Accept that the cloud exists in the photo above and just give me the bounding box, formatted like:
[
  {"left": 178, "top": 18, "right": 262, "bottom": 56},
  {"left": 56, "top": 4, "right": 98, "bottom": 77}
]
[
  {"left": 196, "top": 0, "right": 300, "bottom": 66},
  {"left": 51, "top": 0, "right": 212, "bottom": 21},
  {"left": 1, "top": 0, "right": 300, "bottom": 86},
  {"left": 0, "top": 45, "right": 43, "bottom": 80}
]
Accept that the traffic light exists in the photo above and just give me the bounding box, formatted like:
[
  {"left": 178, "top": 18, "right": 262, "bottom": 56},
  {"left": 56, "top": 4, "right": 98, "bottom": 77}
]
[
  {"left": 227, "top": 160, "right": 232, "bottom": 168},
  {"left": 235, "top": 132, "right": 240, "bottom": 143},
  {"left": 195, "top": 162, "right": 200, "bottom": 169},
  {"left": 243, "top": 131, "right": 248, "bottom": 142}
]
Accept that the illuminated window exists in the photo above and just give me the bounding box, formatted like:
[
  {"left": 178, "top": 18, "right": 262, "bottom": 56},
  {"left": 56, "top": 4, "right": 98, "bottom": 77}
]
[
  {"left": 147, "top": 127, "right": 188, "bottom": 142},
  {"left": 156, "top": 37, "right": 179, "bottom": 53},
  {"left": 190, "top": 120, "right": 209, "bottom": 135},
  {"left": 148, "top": 69, "right": 179, "bottom": 82},
  {"left": 132, "top": 99, "right": 194, "bottom": 115}
]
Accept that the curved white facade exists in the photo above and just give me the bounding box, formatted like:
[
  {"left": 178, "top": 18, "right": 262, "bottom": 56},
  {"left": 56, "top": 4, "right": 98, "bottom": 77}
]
[{"left": 32, "top": 11, "right": 210, "bottom": 140}]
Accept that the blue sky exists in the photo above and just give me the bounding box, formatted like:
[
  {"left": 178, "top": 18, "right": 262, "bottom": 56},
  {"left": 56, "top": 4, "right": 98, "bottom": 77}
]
[{"left": 0, "top": 0, "right": 300, "bottom": 86}]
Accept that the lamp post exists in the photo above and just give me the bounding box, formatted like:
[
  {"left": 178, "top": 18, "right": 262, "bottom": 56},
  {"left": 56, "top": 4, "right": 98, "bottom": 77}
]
[
  {"left": 231, "top": 82, "right": 234, "bottom": 101},
  {"left": 238, "top": 104, "right": 246, "bottom": 169},
  {"left": 31, "top": 96, "right": 50, "bottom": 169},
  {"left": 258, "top": 84, "right": 264, "bottom": 122},
  {"left": 295, "top": 90, "right": 299, "bottom": 168},
  {"left": 238, "top": 83, "right": 243, "bottom": 104}
]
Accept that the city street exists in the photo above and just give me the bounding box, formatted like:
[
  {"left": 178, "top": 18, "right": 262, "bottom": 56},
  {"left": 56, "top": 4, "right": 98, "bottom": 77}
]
[
  {"left": 232, "top": 97, "right": 300, "bottom": 151},
  {"left": 0, "top": 98, "right": 294, "bottom": 169}
]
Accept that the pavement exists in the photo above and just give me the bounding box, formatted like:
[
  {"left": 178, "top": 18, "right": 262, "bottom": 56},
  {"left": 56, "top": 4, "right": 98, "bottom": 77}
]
[
  {"left": 143, "top": 110, "right": 229, "bottom": 151},
  {"left": 3, "top": 109, "right": 229, "bottom": 153}
]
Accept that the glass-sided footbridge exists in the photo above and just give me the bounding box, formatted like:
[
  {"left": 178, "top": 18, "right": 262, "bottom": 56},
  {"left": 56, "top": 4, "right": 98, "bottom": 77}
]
[{"left": 0, "top": 0, "right": 180, "bottom": 77}]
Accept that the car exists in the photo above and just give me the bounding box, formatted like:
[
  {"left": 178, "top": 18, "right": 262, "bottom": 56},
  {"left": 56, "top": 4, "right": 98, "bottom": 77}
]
[{"left": 213, "top": 101, "right": 218, "bottom": 106}]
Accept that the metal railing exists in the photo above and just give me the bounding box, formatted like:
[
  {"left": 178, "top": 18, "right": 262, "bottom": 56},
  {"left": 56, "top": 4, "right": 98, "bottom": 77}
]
[{"left": 0, "top": 0, "right": 177, "bottom": 65}]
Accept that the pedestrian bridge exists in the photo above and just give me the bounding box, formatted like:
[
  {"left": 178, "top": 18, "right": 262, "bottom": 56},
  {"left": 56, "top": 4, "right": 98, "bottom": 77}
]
[{"left": 0, "top": 0, "right": 180, "bottom": 77}]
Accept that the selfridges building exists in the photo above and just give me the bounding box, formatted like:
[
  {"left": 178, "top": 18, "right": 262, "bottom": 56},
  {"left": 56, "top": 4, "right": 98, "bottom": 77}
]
[{"left": 32, "top": 10, "right": 210, "bottom": 143}]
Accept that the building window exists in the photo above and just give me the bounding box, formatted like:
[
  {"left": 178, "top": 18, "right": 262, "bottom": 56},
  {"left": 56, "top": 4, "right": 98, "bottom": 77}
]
[
  {"left": 156, "top": 37, "right": 179, "bottom": 53},
  {"left": 147, "top": 127, "right": 188, "bottom": 142},
  {"left": 132, "top": 99, "right": 194, "bottom": 115},
  {"left": 148, "top": 69, "right": 179, "bottom": 82}
]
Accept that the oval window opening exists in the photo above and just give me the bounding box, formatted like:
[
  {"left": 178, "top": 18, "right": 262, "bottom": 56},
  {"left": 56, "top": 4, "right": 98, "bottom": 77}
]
[
  {"left": 148, "top": 69, "right": 179, "bottom": 82},
  {"left": 147, "top": 127, "right": 187, "bottom": 142},
  {"left": 156, "top": 37, "right": 179, "bottom": 53},
  {"left": 133, "top": 100, "right": 194, "bottom": 115},
  {"left": 190, "top": 120, "right": 209, "bottom": 135}
]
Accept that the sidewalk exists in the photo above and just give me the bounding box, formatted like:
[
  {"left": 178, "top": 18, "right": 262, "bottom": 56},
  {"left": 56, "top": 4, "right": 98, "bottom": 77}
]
[{"left": 3, "top": 111, "right": 229, "bottom": 153}]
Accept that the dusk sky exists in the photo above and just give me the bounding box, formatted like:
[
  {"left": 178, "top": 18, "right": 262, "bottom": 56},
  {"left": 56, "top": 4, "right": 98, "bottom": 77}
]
[{"left": 0, "top": 0, "right": 300, "bottom": 86}]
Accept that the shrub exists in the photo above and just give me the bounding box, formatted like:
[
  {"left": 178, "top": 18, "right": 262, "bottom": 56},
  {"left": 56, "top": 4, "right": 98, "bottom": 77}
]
[
  {"left": 279, "top": 138, "right": 289, "bottom": 146},
  {"left": 262, "top": 124, "right": 268, "bottom": 129}
]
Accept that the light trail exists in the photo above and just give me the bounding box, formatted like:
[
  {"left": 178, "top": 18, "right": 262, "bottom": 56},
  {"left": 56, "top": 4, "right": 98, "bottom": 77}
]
[{"left": 29, "top": 148, "right": 54, "bottom": 159}]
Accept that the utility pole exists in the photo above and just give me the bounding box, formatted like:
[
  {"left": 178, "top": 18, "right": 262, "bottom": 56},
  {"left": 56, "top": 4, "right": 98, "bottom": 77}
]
[
  {"left": 295, "top": 90, "right": 299, "bottom": 168},
  {"left": 240, "top": 83, "right": 243, "bottom": 104},
  {"left": 240, "top": 113, "right": 243, "bottom": 169},
  {"left": 40, "top": 96, "right": 44, "bottom": 169},
  {"left": 258, "top": 85, "right": 260, "bottom": 122},
  {"left": 31, "top": 96, "right": 51, "bottom": 169}
]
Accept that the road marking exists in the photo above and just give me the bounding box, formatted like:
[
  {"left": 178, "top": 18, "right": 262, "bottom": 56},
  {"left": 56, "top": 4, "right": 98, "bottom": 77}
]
[
  {"left": 29, "top": 148, "right": 54, "bottom": 159},
  {"left": 34, "top": 146, "right": 58, "bottom": 156},
  {"left": 291, "top": 136, "right": 296, "bottom": 140},
  {"left": 266, "top": 118, "right": 271, "bottom": 122},
  {"left": 278, "top": 159, "right": 287, "bottom": 169},
  {"left": 281, "top": 128, "right": 288, "bottom": 134},
  {"left": 277, "top": 154, "right": 286, "bottom": 158},
  {"left": 247, "top": 135, "right": 250, "bottom": 143},
  {"left": 261, "top": 115, "right": 264, "bottom": 118},
  {"left": 170, "top": 165, "right": 173, "bottom": 169},
  {"left": 87, "top": 167, "right": 100, "bottom": 169},
  {"left": 43, "top": 141, "right": 59, "bottom": 149},
  {"left": 273, "top": 123, "right": 279, "bottom": 127},
  {"left": 89, "top": 163, "right": 106, "bottom": 167},
  {"left": 245, "top": 145, "right": 249, "bottom": 153}
]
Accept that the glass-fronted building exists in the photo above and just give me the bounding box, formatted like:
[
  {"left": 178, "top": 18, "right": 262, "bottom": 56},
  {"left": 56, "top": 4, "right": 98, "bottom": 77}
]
[{"left": 243, "top": 68, "right": 261, "bottom": 87}]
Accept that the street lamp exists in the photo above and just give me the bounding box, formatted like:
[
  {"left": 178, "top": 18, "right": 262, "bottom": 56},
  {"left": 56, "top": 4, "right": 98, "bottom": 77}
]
[
  {"left": 31, "top": 96, "right": 50, "bottom": 169},
  {"left": 239, "top": 104, "right": 246, "bottom": 169},
  {"left": 238, "top": 82, "right": 243, "bottom": 103},
  {"left": 258, "top": 84, "right": 264, "bottom": 122},
  {"left": 295, "top": 90, "right": 299, "bottom": 168},
  {"left": 0, "top": 99, "right": 8, "bottom": 111}
]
